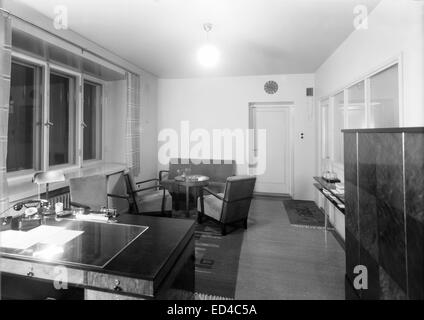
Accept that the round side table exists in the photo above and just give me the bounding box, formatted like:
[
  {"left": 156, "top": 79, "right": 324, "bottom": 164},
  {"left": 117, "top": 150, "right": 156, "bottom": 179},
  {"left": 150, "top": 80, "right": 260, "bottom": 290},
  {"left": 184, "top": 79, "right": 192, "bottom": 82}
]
[{"left": 174, "top": 175, "right": 210, "bottom": 217}]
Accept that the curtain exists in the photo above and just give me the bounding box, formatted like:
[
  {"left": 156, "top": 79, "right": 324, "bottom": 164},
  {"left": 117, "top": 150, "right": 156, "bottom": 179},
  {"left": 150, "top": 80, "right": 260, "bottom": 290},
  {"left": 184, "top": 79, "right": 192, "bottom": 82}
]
[
  {"left": 0, "top": 8, "right": 12, "bottom": 214},
  {"left": 126, "top": 73, "right": 141, "bottom": 177}
]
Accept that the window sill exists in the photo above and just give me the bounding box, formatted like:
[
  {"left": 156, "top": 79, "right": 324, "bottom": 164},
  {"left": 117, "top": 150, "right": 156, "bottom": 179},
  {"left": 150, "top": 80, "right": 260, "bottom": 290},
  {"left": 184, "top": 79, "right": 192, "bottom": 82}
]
[{"left": 7, "top": 162, "right": 128, "bottom": 203}]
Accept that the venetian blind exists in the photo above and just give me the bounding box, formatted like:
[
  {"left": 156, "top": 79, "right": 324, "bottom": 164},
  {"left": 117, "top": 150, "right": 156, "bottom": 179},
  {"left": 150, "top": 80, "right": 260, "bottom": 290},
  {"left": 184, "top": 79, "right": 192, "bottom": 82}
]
[{"left": 126, "top": 73, "right": 141, "bottom": 177}]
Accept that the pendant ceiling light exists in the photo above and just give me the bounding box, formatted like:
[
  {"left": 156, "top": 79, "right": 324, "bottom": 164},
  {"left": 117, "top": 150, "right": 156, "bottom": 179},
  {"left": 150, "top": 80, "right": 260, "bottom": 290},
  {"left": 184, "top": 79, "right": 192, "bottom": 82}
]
[{"left": 197, "top": 23, "right": 220, "bottom": 68}]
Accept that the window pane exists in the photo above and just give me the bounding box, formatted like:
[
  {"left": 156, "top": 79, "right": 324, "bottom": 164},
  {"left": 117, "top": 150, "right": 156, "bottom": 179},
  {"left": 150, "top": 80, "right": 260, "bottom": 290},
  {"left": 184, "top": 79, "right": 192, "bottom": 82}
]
[
  {"left": 370, "top": 64, "right": 399, "bottom": 128},
  {"left": 83, "top": 82, "right": 101, "bottom": 161},
  {"left": 333, "top": 92, "right": 344, "bottom": 164},
  {"left": 7, "top": 62, "right": 42, "bottom": 172},
  {"left": 347, "top": 81, "right": 366, "bottom": 129},
  {"left": 321, "top": 99, "right": 330, "bottom": 160},
  {"left": 49, "top": 73, "right": 76, "bottom": 166}
]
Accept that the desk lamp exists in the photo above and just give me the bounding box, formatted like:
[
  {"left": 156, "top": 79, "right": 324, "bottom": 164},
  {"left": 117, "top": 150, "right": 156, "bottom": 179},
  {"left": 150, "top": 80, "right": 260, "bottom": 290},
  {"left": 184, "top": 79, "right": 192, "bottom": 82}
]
[{"left": 33, "top": 170, "right": 66, "bottom": 204}]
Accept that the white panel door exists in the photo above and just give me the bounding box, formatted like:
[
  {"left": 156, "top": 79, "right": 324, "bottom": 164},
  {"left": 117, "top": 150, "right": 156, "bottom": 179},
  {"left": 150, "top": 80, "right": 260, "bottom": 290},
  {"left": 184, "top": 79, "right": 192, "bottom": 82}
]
[{"left": 252, "top": 106, "right": 292, "bottom": 195}]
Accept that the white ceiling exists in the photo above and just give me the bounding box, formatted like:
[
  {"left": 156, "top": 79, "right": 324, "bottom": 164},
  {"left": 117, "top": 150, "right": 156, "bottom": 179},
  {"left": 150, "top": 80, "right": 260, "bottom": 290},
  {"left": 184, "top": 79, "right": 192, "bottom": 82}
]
[{"left": 16, "top": 0, "right": 381, "bottom": 78}]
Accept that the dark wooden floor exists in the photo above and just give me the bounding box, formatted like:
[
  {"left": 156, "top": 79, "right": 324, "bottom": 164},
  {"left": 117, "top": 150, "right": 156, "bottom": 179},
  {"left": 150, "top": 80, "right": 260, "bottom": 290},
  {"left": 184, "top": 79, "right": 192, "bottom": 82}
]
[{"left": 235, "top": 197, "right": 345, "bottom": 300}]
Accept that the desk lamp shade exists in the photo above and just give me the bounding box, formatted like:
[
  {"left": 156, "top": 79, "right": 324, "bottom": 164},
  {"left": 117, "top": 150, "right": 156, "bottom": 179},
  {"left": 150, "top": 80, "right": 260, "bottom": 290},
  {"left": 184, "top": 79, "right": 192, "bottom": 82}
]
[{"left": 33, "top": 170, "right": 66, "bottom": 201}]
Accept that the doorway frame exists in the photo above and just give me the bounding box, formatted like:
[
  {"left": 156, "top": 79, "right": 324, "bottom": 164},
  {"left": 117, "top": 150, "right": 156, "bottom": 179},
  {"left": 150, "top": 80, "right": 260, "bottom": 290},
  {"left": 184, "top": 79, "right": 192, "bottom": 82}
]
[{"left": 248, "top": 101, "right": 295, "bottom": 197}]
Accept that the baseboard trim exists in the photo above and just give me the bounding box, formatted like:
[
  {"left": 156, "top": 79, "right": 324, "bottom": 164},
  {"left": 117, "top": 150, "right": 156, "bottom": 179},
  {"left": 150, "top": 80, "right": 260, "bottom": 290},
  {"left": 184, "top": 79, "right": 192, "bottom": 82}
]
[{"left": 253, "top": 192, "right": 291, "bottom": 199}]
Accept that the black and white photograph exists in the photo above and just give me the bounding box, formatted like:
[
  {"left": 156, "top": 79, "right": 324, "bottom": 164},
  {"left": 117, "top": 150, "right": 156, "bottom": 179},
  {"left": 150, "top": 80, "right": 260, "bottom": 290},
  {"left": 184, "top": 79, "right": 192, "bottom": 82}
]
[{"left": 0, "top": 0, "right": 423, "bottom": 308}]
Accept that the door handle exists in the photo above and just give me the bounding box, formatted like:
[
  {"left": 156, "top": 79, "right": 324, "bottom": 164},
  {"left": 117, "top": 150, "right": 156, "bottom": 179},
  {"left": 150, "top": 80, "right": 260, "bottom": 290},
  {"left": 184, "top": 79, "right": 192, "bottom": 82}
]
[
  {"left": 81, "top": 121, "right": 88, "bottom": 128},
  {"left": 44, "top": 121, "right": 54, "bottom": 127}
]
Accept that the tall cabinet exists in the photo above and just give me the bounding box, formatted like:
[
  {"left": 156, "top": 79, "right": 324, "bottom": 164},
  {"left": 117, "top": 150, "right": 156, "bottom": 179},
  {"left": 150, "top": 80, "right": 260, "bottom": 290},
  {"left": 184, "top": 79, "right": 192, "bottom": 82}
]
[{"left": 344, "top": 127, "right": 424, "bottom": 300}]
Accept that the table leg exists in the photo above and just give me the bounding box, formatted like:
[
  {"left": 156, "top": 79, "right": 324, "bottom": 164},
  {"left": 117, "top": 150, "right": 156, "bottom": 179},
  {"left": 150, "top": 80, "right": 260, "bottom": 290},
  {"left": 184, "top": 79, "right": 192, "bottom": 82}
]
[{"left": 186, "top": 185, "right": 190, "bottom": 217}]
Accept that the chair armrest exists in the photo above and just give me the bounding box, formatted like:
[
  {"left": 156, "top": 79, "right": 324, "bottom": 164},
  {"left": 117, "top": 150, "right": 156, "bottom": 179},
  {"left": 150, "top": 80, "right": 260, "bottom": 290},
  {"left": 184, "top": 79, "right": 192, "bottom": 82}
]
[
  {"left": 70, "top": 202, "right": 90, "bottom": 209},
  {"left": 133, "top": 185, "right": 164, "bottom": 193},
  {"left": 203, "top": 187, "right": 224, "bottom": 201},
  {"left": 135, "top": 178, "right": 160, "bottom": 186},
  {"left": 159, "top": 170, "right": 169, "bottom": 182},
  {"left": 107, "top": 193, "right": 130, "bottom": 200}
]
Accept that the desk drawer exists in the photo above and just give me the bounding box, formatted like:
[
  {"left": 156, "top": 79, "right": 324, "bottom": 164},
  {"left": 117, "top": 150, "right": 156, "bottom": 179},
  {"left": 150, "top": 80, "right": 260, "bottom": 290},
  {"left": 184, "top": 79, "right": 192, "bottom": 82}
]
[
  {"left": 1, "top": 273, "right": 84, "bottom": 300},
  {"left": 86, "top": 272, "right": 153, "bottom": 297},
  {"left": 0, "top": 258, "right": 84, "bottom": 285},
  {"left": 85, "top": 289, "right": 145, "bottom": 300}
]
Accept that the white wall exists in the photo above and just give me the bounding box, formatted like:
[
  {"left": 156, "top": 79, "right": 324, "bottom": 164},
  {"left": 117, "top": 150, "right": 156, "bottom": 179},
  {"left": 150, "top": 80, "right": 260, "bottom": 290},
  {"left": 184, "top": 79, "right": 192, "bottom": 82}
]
[
  {"left": 314, "top": 0, "right": 424, "bottom": 239},
  {"left": 158, "top": 74, "right": 316, "bottom": 200},
  {"left": 316, "top": 0, "right": 424, "bottom": 121}
]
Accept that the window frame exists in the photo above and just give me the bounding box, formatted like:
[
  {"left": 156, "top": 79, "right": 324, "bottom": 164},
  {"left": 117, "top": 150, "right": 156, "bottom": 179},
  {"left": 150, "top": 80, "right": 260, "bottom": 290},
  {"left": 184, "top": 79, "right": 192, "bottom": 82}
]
[
  {"left": 7, "top": 52, "right": 47, "bottom": 181},
  {"left": 368, "top": 63, "right": 401, "bottom": 129},
  {"left": 48, "top": 64, "right": 81, "bottom": 171},
  {"left": 6, "top": 51, "right": 105, "bottom": 182},
  {"left": 82, "top": 75, "right": 105, "bottom": 164},
  {"left": 319, "top": 98, "right": 330, "bottom": 162},
  {"left": 319, "top": 57, "right": 403, "bottom": 170},
  {"left": 7, "top": 59, "right": 44, "bottom": 176},
  {"left": 346, "top": 80, "right": 367, "bottom": 130}
]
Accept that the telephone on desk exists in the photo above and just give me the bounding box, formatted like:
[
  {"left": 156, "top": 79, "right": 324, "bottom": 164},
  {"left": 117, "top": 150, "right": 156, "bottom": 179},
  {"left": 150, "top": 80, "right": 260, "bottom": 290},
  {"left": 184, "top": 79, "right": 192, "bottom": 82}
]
[{"left": 1, "top": 199, "right": 50, "bottom": 231}]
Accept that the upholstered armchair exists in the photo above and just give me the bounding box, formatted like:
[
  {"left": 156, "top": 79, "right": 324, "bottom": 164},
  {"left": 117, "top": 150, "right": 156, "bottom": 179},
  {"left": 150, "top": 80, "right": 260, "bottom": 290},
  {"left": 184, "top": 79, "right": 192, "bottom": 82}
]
[
  {"left": 69, "top": 173, "right": 172, "bottom": 217},
  {"left": 69, "top": 175, "right": 109, "bottom": 211},
  {"left": 197, "top": 175, "right": 256, "bottom": 235}
]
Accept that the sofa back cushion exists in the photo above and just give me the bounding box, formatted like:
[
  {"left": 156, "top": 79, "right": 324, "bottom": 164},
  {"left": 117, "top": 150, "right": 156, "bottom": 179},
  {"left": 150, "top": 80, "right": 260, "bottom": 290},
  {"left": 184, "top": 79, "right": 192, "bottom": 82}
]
[{"left": 168, "top": 159, "right": 236, "bottom": 182}]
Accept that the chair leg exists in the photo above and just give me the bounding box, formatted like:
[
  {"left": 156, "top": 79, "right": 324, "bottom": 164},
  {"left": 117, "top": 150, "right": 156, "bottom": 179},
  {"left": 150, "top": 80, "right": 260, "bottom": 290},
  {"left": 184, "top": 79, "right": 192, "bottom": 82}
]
[
  {"left": 161, "top": 189, "right": 166, "bottom": 214},
  {"left": 221, "top": 224, "right": 227, "bottom": 236}
]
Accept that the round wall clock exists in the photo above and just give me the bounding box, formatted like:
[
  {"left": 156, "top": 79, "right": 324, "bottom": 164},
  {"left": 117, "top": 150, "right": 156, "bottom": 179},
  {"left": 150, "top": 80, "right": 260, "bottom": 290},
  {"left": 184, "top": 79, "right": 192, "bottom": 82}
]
[{"left": 264, "top": 81, "right": 278, "bottom": 94}]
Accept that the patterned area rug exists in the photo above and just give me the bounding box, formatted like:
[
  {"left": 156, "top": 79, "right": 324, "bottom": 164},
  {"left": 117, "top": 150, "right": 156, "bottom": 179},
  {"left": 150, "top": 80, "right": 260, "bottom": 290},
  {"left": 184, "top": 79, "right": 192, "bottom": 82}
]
[
  {"left": 172, "top": 210, "right": 243, "bottom": 299},
  {"left": 283, "top": 200, "right": 326, "bottom": 229}
]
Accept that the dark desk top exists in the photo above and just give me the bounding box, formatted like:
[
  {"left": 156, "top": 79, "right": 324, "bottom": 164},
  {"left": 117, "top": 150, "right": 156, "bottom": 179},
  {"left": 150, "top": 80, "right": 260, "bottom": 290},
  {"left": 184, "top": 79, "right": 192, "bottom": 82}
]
[
  {"left": 0, "top": 214, "right": 195, "bottom": 289},
  {"left": 107, "top": 214, "right": 195, "bottom": 284}
]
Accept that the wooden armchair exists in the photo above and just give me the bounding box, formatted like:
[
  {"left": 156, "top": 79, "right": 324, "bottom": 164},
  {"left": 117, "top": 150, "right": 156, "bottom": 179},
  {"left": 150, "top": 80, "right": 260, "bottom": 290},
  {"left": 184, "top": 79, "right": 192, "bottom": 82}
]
[
  {"left": 124, "top": 173, "right": 172, "bottom": 217},
  {"left": 198, "top": 175, "right": 256, "bottom": 235}
]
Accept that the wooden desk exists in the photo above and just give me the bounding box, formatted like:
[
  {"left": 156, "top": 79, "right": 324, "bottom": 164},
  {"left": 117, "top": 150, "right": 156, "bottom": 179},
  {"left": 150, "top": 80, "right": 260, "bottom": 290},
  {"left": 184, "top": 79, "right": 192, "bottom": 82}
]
[{"left": 0, "top": 215, "right": 195, "bottom": 300}]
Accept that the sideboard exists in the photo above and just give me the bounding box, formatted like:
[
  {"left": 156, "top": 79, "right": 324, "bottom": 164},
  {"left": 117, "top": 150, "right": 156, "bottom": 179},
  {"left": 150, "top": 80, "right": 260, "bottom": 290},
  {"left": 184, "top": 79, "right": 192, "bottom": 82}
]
[{"left": 343, "top": 127, "right": 424, "bottom": 300}]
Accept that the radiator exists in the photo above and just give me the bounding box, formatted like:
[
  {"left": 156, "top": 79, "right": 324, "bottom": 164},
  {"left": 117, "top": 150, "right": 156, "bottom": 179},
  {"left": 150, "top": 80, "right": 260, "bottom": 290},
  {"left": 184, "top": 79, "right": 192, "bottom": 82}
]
[{"left": 49, "top": 192, "right": 70, "bottom": 209}]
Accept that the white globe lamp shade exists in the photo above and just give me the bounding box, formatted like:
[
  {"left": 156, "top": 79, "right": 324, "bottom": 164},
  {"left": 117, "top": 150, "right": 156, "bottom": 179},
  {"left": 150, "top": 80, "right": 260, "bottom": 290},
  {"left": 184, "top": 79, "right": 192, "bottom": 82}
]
[{"left": 197, "top": 44, "right": 220, "bottom": 68}]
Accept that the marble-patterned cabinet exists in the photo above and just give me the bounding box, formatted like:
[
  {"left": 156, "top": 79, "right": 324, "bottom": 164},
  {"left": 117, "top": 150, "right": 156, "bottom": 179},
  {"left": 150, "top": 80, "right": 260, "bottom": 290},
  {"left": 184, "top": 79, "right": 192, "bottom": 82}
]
[{"left": 344, "top": 128, "right": 424, "bottom": 300}]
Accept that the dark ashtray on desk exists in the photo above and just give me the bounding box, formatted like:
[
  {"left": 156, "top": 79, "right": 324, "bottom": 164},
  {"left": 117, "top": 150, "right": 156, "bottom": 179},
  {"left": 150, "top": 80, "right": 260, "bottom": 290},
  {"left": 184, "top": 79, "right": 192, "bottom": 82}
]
[
  {"left": 175, "top": 175, "right": 208, "bottom": 182},
  {"left": 56, "top": 210, "right": 74, "bottom": 218}
]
